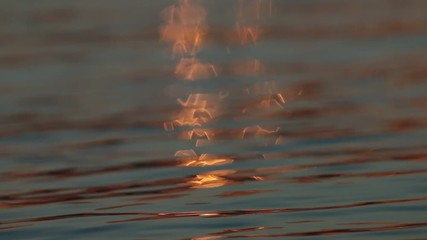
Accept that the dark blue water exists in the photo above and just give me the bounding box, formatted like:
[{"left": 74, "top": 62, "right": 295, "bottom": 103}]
[{"left": 1, "top": 0, "right": 427, "bottom": 239}]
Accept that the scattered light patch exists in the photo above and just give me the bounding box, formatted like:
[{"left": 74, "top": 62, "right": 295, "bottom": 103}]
[
  {"left": 242, "top": 125, "right": 280, "bottom": 139},
  {"left": 174, "top": 58, "right": 218, "bottom": 80},
  {"left": 189, "top": 170, "right": 236, "bottom": 189},
  {"left": 235, "top": 24, "right": 262, "bottom": 44},
  {"left": 174, "top": 94, "right": 218, "bottom": 128},
  {"left": 176, "top": 150, "right": 233, "bottom": 167},
  {"left": 252, "top": 176, "right": 265, "bottom": 181},
  {"left": 160, "top": 0, "right": 207, "bottom": 58}
]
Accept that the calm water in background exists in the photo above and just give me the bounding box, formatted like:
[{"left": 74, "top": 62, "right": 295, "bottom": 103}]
[{"left": 1, "top": 0, "right": 427, "bottom": 239}]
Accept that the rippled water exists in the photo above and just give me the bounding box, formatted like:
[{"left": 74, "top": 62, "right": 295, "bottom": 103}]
[{"left": 1, "top": 0, "right": 427, "bottom": 239}]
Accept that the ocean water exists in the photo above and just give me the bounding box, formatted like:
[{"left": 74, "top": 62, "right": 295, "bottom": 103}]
[{"left": 0, "top": 0, "right": 426, "bottom": 239}]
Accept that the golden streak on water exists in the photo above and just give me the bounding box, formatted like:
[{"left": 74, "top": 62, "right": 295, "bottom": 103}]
[
  {"left": 175, "top": 150, "right": 233, "bottom": 167},
  {"left": 159, "top": 1, "right": 224, "bottom": 166},
  {"left": 187, "top": 129, "right": 214, "bottom": 140},
  {"left": 189, "top": 170, "right": 236, "bottom": 189},
  {"left": 160, "top": 0, "right": 282, "bottom": 173},
  {"left": 173, "top": 94, "right": 218, "bottom": 129},
  {"left": 160, "top": 0, "right": 217, "bottom": 80},
  {"left": 160, "top": 0, "right": 207, "bottom": 56}
]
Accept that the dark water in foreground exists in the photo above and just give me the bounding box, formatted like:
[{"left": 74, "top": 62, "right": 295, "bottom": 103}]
[{"left": 1, "top": 0, "right": 427, "bottom": 239}]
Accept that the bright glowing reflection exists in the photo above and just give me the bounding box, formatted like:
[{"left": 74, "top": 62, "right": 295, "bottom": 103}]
[
  {"left": 175, "top": 150, "right": 233, "bottom": 167},
  {"left": 160, "top": 0, "right": 207, "bottom": 57},
  {"left": 189, "top": 170, "right": 236, "bottom": 189}
]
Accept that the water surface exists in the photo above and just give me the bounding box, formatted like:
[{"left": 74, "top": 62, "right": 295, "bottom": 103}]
[{"left": 1, "top": 0, "right": 427, "bottom": 239}]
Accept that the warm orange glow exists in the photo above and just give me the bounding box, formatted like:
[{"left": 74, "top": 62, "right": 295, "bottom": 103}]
[
  {"left": 160, "top": 0, "right": 207, "bottom": 58},
  {"left": 235, "top": 24, "right": 262, "bottom": 45},
  {"left": 257, "top": 93, "right": 286, "bottom": 109},
  {"left": 161, "top": 1, "right": 225, "bottom": 169},
  {"left": 177, "top": 93, "right": 211, "bottom": 108},
  {"left": 175, "top": 150, "right": 233, "bottom": 167},
  {"left": 160, "top": 0, "right": 216, "bottom": 81},
  {"left": 252, "top": 176, "right": 265, "bottom": 181},
  {"left": 181, "top": 128, "right": 215, "bottom": 140},
  {"left": 161, "top": 0, "right": 283, "bottom": 178},
  {"left": 173, "top": 93, "right": 218, "bottom": 128},
  {"left": 174, "top": 58, "right": 218, "bottom": 80},
  {"left": 242, "top": 82, "right": 286, "bottom": 113},
  {"left": 189, "top": 170, "right": 236, "bottom": 188},
  {"left": 242, "top": 125, "right": 280, "bottom": 139},
  {"left": 234, "top": 0, "right": 272, "bottom": 45},
  {"left": 174, "top": 108, "right": 205, "bottom": 127}
]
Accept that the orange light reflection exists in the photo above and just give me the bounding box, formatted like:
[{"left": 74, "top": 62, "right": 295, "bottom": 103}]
[
  {"left": 174, "top": 93, "right": 218, "bottom": 128},
  {"left": 175, "top": 58, "right": 218, "bottom": 81},
  {"left": 175, "top": 150, "right": 233, "bottom": 167},
  {"left": 189, "top": 170, "right": 236, "bottom": 189}
]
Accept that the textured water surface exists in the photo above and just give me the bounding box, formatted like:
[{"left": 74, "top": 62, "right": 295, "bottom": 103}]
[{"left": 1, "top": 0, "right": 427, "bottom": 239}]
